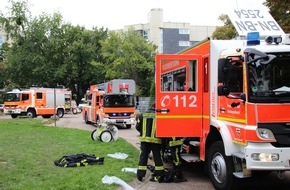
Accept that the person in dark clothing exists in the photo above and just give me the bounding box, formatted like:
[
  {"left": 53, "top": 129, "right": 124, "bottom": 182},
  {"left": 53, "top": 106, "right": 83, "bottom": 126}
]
[
  {"left": 166, "top": 137, "right": 187, "bottom": 182},
  {"left": 136, "top": 109, "right": 165, "bottom": 183}
]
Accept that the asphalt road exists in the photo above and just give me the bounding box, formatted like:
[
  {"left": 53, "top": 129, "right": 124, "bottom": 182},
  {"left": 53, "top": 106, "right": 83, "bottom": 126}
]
[{"left": 2, "top": 113, "right": 290, "bottom": 190}]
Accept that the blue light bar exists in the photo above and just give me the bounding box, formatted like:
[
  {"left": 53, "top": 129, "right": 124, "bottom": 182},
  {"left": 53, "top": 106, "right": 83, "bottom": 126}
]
[{"left": 247, "top": 32, "right": 260, "bottom": 45}]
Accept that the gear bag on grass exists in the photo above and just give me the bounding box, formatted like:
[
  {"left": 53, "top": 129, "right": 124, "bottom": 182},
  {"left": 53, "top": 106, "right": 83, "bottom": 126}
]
[{"left": 54, "top": 153, "right": 104, "bottom": 167}]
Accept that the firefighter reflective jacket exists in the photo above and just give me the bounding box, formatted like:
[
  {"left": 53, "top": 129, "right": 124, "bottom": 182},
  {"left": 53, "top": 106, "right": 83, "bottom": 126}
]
[
  {"left": 54, "top": 153, "right": 104, "bottom": 167},
  {"left": 137, "top": 112, "right": 162, "bottom": 144},
  {"left": 168, "top": 137, "right": 184, "bottom": 147}
]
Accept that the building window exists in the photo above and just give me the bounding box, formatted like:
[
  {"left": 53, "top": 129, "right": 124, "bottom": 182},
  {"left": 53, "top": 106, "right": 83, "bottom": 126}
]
[
  {"left": 179, "top": 28, "right": 189, "bottom": 34},
  {"left": 179, "top": 41, "right": 190, "bottom": 47}
]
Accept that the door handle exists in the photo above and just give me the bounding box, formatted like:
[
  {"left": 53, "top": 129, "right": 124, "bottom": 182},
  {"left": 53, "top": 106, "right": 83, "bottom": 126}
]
[{"left": 155, "top": 108, "right": 170, "bottom": 113}]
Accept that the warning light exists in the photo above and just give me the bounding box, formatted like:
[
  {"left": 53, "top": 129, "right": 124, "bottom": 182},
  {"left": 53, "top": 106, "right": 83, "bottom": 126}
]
[{"left": 247, "top": 32, "right": 260, "bottom": 46}]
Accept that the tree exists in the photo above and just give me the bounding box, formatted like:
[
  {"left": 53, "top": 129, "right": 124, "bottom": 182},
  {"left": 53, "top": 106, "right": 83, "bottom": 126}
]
[
  {"left": 0, "top": 0, "right": 109, "bottom": 102},
  {"left": 101, "top": 28, "right": 157, "bottom": 96},
  {"left": 212, "top": 1, "right": 290, "bottom": 39},
  {"left": 212, "top": 14, "right": 237, "bottom": 40},
  {"left": 264, "top": 0, "right": 290, "bottom": 33}
]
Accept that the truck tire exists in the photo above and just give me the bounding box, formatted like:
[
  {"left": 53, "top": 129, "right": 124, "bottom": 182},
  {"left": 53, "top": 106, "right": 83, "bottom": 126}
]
[
  {"left": 57, "top": 109, "right": 64, "bottom": 118},
  {"left": 11, "top": 114, "right": 18, "bottom": 119},
  {"left": 126, "top": 124, "right": 132, "bottom": 129},
  {"left": 72, "top": 108, "right": 77, "bottom": 114},
  {"left": 207, "top": 141, "right": 237, "bottom": 190},
  {"left": 27, "top": 109, "right": 36, "bottom": 118}
]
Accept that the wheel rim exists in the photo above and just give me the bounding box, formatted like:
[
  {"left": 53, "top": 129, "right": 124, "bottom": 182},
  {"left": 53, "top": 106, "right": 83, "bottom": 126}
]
[
  {"left": 27, "top": 112, "right": 34, "bottom": 118},
  {"left": 100, "top": 131, "right": 112, "bottom": 142},
  {"left": 57, "top": 110, "right": 63, "bottom": 118},
  {"left": 211, "top": 153, "right": 227, "bottom": 183}
]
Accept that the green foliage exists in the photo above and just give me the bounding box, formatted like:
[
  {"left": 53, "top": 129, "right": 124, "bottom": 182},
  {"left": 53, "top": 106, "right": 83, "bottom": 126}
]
[
  {"left": 0, "top": 118, "right": 139, "bottom": 190},
  {"left": 212, "top": 1, "right": 290, "bottom": 39},
  {"left": 0, "top": 1, "right": 109, "bottom": 102},
  {"left": 1, "top": 0, "right": 157, "bottom": 98},
  {"left": 264, "top": 0, "right": 290, "bottom": 33},
  {"left": 212, "top": 14, "right": 237, "bottom": 40},
  {"left": 101, "top": 28, "right": 157, "bottom": 96}
]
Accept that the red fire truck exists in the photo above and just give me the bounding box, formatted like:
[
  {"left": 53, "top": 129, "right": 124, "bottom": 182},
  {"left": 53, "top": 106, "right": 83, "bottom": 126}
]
[
  {"left": 82, "top": 79, "right": 136, "bottom": 129},
  {"left": 3, "top": 87, "right": 72, "bottom": 118},
  {"left": 155, "top": 2, "right": 290, "bottom": 189}
]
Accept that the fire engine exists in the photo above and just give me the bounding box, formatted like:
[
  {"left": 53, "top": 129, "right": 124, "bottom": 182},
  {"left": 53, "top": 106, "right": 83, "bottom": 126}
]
[
  {"left": 155, "top": 2, "right": 290, "bottom": 190},
  {"left": 3, "top": 87, "right": 73, "bottom": 118},
  {"left": 82, "top": 79, "right": 136, "bottom": 129}
]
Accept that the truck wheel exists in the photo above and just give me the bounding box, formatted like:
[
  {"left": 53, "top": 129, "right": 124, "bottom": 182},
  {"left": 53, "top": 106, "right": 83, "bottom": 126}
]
[
  {"left": 57, "top": 109, "right": 64, "bottom": 118},
  {"left": 100, "top": 130, "right": 112, "bottom": 142},
  {"left": 11, "top": 114, "right": 18, "bottom": 119},
  {"left": 72, "top": 108, "right": 77, "bottom": 114},
  {"left": 27, "top": 109, "right": 36, "bottom": 118},
  {"left": 207, "top": 141, "right": 237, "bottom": 190}
]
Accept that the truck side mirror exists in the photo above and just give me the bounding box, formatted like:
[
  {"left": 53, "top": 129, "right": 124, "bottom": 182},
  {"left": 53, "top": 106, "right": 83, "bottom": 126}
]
[{"left": 218, "top": 58, "right": 230, "bottom": 83}]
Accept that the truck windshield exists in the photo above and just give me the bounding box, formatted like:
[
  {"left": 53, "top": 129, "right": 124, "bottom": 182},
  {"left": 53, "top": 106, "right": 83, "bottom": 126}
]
[
  {"left": 103, "top": 94, "right": 135, "bottom": 107},
  {"left": 248, "top": 52, "right": 290, "bottom": 103},
  {"left": 4, "top": 93, "right": 20, "bottom": 102}
]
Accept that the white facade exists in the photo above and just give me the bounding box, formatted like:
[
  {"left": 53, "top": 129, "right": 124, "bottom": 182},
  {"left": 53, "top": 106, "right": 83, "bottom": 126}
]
[{"left": 124, "top": 8, "right": 217, "bottom": 53}]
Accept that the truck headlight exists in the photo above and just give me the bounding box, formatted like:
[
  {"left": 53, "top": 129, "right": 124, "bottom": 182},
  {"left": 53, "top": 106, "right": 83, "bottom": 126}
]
[
  {"left": 257, "top": 128, "right": 275, "bottom": 140},
  {"left": 251, "top": 153, "right": 279, "bottom": 162}
]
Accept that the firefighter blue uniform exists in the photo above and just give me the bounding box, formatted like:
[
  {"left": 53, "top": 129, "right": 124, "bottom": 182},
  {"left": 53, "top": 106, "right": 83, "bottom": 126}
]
[{"left": 136, "top": 111, "right": 165, "bottom": 182}]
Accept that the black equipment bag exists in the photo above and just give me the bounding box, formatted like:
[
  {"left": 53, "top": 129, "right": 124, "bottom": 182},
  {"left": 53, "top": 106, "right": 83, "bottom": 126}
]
[{"left": 54, "top": 153, "right": 104, "bottom": 167}]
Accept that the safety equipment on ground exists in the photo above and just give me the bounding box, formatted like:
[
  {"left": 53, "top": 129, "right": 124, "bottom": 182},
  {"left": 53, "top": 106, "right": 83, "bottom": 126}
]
[
  {"left": 91, "top": 123, "right": 119, "bottom": 142},
  {"left": 54, "top": 153, "right": 104, "bottom": 167}
]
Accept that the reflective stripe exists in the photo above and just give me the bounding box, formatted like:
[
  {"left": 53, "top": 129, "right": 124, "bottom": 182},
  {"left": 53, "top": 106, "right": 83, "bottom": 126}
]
[
  {"left": 138, "top": 165, "right": 147, "bottom": 170},
  {"left": 169, "top": 138, "right": 184, "bottom": 147},
  {"left": 140, "top": 137, "right": 162, "bottom": 144},
  {"left": 155, "top": 165, "right": 164, "bottom": 171}
]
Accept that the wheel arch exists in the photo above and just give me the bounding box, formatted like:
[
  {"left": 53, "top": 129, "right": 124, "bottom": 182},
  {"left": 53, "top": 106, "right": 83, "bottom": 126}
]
[
  {"left": 206, "top": 121, "right": 239, "bottom": 157},
  {"left": 26, "top": 107, "right": 37, "bottom": 117}
]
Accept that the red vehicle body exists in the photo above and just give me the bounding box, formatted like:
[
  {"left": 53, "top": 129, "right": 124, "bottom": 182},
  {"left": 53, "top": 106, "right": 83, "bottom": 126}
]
[
  {"left": 82, "top": 79, "right": 136, "bottom": 129},
  {"left": 155, "top": 36, "right": 290, "bottom": 189}
]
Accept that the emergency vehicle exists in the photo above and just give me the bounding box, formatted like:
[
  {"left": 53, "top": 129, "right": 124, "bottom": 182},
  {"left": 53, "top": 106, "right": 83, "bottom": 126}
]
[
  {"left": 3, "top": 87, "right": 72, "bottom": 118},
  {"left": 155, "top": 2, "right": 290, "bottom": 189},
  {"left": 82, "top": 79, "right": 136, "bottom": 129}
]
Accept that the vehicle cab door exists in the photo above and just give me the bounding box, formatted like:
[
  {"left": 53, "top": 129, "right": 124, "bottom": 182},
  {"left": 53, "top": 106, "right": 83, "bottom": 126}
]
[{"left": 155, "top": 54, "right": 203, "bottom": 137}]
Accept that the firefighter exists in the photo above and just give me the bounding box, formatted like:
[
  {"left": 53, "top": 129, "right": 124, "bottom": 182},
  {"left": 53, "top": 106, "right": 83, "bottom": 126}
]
[
  {"left": 136, "top": 106, "right": 165, "bottom": 183},
  {"left": 166, "top": 137, "right": 187, "bottom": 182}
]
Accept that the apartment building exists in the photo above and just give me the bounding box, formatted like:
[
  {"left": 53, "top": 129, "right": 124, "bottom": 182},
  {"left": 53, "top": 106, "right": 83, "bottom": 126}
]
[{"left": 124, "top": 8, "right": 217, "bottom": 54}]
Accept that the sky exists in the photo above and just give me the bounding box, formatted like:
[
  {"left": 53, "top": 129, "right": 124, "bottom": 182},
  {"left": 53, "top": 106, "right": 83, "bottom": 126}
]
[{"left": 1, "top": 0, "right": 266, "bottom": 30}]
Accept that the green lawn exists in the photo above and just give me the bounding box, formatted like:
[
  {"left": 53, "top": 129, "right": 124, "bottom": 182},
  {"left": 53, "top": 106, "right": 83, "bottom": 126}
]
[{"left": 0, "top": 118, "right": 139, "bottom": 190}]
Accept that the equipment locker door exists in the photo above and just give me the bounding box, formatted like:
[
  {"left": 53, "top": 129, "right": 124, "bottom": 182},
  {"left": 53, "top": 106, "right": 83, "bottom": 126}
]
[{"left": 155, "top": 54, "right": 203, "bottom": 137}]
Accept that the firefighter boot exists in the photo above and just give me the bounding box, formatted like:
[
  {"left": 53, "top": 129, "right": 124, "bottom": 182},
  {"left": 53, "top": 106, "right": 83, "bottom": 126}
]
[
  {"left": 173, "top": 167, "right": 187, "bottom": 183},
  {"left": 137, "top": 169, "right": 146, "bottom": 182},
  {"left": 149, "top": 175, "right": 164, "bottom": 183}
]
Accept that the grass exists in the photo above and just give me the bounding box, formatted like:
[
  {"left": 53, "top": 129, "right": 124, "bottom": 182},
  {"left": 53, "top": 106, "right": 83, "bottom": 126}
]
[{"left": 0, "top": 118, "right": 140, "bottom": 190}]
